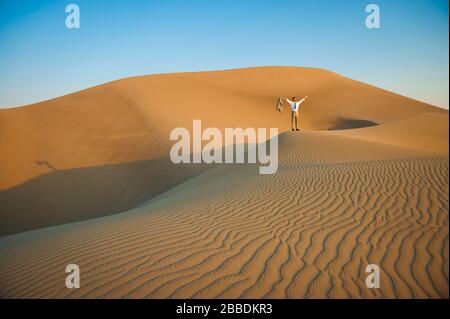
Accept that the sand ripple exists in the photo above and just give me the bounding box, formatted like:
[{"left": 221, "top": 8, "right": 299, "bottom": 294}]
[{"left": 0, "top": 132, "right": 447, "bottom": 298}]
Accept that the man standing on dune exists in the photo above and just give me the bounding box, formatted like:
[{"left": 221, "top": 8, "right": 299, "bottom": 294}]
[{"left": 277, "top": 96, "right": 308, "bottom": 131}]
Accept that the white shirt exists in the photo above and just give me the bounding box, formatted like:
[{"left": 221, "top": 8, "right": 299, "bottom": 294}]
[{"left": 285, "top": 98, "right": 306, "bottom": 112}]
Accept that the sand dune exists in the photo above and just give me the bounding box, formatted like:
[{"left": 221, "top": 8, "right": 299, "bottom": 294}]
[
  {"left": 332, "top": 113, "right": 449, "bottom": 155},
  {"left": 0, "top": 132, "right": 447, "bottom": 298},
  {"left": 0, "top": 67, "right": 444, "bottom": 192},
  {"left": 0, "top": 67, "right": 447, "bottom": 236},
  {"left": 0, "top": 67, "right": 448, "bottom": 298}
]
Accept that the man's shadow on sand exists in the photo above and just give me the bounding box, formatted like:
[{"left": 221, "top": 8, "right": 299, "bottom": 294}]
[{"left": 35, "top": 160, "right": 58, "bottom": 172}]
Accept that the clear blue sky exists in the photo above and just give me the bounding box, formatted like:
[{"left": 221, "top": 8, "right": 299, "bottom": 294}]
[{"left": 0, "top": 0, "right": 448, "bottom": 108}]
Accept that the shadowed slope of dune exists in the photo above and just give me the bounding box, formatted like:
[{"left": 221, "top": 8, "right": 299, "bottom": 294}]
[
  {"left": 0, "top": 132, "right": 448, "bottom": 298},
  {"left": 0, "top": 158, "right": 210, "bottom": 236},
  {"left": 0, "top": 67, "right": 447, "bottom": 236},
  {"left": 329, "top": 118, "right": 379, "bottom": 130}
]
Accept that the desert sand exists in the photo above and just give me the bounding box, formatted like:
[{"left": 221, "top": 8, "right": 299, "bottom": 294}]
[{"left": 0, "top": 67, "right": 448, "bottom": 298}]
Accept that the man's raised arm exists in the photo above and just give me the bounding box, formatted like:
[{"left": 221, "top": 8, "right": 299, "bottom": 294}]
[{"left": 298, "top": 96, "right": 308, "bottom": 104}]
